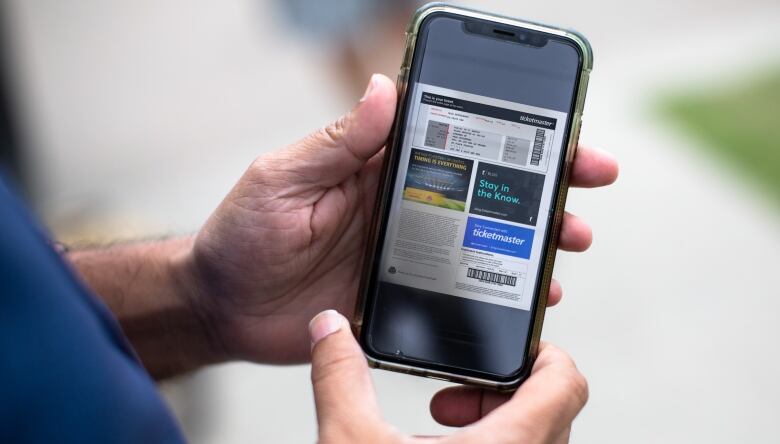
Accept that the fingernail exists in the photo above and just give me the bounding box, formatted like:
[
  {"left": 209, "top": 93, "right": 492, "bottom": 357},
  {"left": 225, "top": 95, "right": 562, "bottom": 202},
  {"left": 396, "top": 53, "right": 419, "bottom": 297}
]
[
  {"left": 309, "top": 309, "right": 345, "bottom": 345},
  {"left": 359, "top": 74, "right": 378, "bottom": 102}
]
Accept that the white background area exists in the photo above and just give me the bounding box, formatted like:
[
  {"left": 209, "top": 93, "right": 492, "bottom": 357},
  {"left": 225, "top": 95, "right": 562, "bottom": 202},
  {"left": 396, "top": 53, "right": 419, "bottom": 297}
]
[{"left": 4, "top": 0, "right": 780, "bottom": 442}]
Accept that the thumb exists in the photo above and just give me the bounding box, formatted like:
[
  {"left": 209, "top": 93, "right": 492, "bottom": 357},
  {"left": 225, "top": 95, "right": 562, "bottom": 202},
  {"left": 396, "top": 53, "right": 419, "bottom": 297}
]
[
  {"left": 309, "top": 310, "right": 381, "bottom": 431},
  {"left": 277, "top": 73, "right": 397, "bottom": 188}
]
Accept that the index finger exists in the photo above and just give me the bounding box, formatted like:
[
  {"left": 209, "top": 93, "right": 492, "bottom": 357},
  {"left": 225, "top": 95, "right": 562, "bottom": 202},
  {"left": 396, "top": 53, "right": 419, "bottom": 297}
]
[
  {"left": 463, "top": 344, "right": 588, "bottom": 442},
  {"left": 429, "top": 343, "right": 588, "bottom": 429},
  {"left": 570, "top": 145, "right": 619, "bottom": 188}
]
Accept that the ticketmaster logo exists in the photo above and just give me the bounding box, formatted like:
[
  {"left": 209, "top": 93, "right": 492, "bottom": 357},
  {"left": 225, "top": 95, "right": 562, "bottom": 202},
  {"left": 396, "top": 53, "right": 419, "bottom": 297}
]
[
  {"left": 463, "top": 217, "right": 534, "bottom": 259},
  {"left": 471, "top": 228, "right": 526, "bottom": 245},
  {"left": 517, "top": 114, "right": 554, "bottom": 128}
]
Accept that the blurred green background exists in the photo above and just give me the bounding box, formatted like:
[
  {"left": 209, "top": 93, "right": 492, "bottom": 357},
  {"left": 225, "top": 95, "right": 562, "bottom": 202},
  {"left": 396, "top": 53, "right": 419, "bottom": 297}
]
[{"left": 661, "top": 65, "right": 780, "bottom": 204}]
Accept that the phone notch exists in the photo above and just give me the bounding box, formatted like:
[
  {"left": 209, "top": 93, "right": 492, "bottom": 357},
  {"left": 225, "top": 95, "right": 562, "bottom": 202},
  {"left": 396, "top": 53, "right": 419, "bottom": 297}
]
[{"left": 463, "top": 19, "right": 549, "bottom": 47}]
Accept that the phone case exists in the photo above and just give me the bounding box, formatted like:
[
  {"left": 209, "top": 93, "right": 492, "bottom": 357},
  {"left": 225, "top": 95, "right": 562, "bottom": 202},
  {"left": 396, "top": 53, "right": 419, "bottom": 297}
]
[{"left": 353, "top": 2, "right": 593, "bottom": 391}]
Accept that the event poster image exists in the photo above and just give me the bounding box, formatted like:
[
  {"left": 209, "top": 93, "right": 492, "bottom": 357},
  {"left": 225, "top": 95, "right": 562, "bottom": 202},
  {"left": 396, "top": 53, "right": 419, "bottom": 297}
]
[{"left": 403, "top": 148, "right": 474, "bottom": 212}]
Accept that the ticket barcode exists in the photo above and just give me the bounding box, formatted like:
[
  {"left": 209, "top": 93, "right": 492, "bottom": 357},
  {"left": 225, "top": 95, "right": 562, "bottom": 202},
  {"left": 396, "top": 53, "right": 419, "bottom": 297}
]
[
  {"left": 466, "top": 268, "right": 517, "bottom": 286},
  {"left": 530, "top": 129, "right": 545, "bottom": 166}
]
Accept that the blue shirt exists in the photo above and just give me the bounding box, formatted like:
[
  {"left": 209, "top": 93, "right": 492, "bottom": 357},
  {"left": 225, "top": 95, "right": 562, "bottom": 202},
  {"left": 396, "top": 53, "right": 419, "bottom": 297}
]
[{"left": 0, "top": 177, "right": 185, "bottom": 443}]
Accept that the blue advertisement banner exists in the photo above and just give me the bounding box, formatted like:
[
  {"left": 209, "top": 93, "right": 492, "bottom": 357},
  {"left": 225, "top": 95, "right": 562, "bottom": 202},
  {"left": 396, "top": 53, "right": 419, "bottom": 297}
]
[{"left": 463, "top": 217, "right": 534, "bottom": 259}]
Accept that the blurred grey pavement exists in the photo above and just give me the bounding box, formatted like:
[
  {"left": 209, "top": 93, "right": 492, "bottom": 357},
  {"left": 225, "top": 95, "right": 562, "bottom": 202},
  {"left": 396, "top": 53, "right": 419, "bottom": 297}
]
[{"left": 4, "top": 0, "right": 780, "bottom": 442}]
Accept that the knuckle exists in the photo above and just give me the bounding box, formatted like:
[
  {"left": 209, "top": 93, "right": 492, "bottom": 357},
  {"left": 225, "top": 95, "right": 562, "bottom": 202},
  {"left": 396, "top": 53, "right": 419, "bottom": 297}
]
[
  {"left": 239, "top": 154, "right": 294, "bottom": 203},
  {"left": 247, "top": 155, "right": 271, "bottom": 181},
  {"left": 536, "top": 342, "right": 567, "bottom": 367},
  {"left": 249, "top": 154, "right": 265, "bottom": 169},
  {"left": 245, "top": 153, "right": 288, "bottom": 192},
  {"left": 562, "top": 369, "right": 589, "bottom": 406},
  {"left": 321, "top": 116, "right": 348, "bottom": 146},
  {"left": 311, "top": 347, "right": 362, "bottom": 385}
]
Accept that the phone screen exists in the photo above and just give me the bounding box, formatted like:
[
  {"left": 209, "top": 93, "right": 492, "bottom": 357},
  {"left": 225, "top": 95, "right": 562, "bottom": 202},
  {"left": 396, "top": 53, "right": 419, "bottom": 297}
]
[{"left": 363, "top": 13, "right": 583, "bottom": 380}]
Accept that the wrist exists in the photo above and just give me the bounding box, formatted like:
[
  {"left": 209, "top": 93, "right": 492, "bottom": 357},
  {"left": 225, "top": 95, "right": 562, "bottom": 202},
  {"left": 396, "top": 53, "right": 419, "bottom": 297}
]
[
  {"left": 69, "top": 237, "right": 231, "bottom": 378},
  {"left": 166, "top": 236, "right": 233, "bottom": 368}
]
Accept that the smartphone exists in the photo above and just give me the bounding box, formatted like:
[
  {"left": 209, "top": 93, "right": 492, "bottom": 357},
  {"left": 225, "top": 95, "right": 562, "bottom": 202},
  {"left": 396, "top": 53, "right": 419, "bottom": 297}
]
[{"left": 354, "top": 3, "right": 592, "bottom": 390}]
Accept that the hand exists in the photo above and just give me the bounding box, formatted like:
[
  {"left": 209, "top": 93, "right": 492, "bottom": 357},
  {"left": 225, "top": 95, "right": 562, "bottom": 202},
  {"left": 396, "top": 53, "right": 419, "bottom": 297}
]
[
  {"left": 309, "top": 310, "right": 588, "bottom": 443},
  {"left": 184, "top": 74, "right": 619, "bottom": 364}
]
